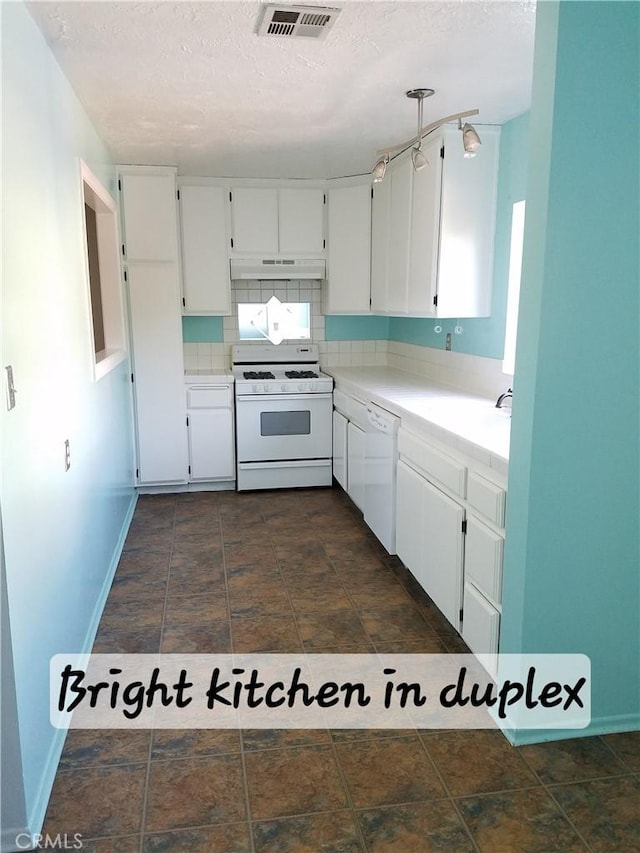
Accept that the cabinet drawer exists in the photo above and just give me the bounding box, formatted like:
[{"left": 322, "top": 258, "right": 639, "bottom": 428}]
[
  {"left": 186, "top": 386, "right": 232, "bottom": 408},
  {"left": 347, "top": 396, "right": 368, "bottom": 428},
  {"left": 399, "top": 430, "right": 466, "bottom": 497},
  {"left": 467, "top": 471, "right": 506, "bottom": 527},
  {"left": 333, "top": 389, "right": 349, "bottom": 416},
  {"left": 465, "top": 515, "right": 503, "bottom": 605},
  {"left": 463, "top": 582, "right": 500, "bottom": 674}
]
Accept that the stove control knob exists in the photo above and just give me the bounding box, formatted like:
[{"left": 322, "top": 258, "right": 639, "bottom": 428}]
[
  {"left": 263, "top": 384, "right": 270, "bottom": 393},
  {"left": 300, "top": 383, "right": 308, "bottom": 392},
  {"left": 252, "top": 384, "right": 259, "bottom": 393},
  {"left": 281, "top": 383, "right": 287, "bottom": 392}
]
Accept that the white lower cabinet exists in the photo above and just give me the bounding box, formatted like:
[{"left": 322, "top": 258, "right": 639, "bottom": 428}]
[
  {"left": 396, "top": 459, "right": 424, "bottom": 579},
  {"left": 397, "top": 460, "right": 464, "bottom": 630},
  {"left": 396, "top": 427, "right": 506, "bottom": 660},
  {"left": 186, "top": 383, "right": 235, "bottom": 482},
  {"left": 332, "top": 409, "right": 348, "bottom": 490},
  {"left": 347, "top": 421, "right": 365, "bottom": 511},
  {"left": 333, "top": 390, "right": 368, "bottom": 510},
  {"left": 465, "top": 514, "right": 504, "bottom": 604},
  {"left": 462, "top": 583, "right": 501, "bottom": 672},
  {"left": 420, "top": 478, "right": 465, "bottom": 631}
]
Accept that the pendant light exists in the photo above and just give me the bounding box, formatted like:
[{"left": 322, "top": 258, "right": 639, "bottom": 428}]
[{"left": 407, "top": 88, "right": 434, "bottom": 172}]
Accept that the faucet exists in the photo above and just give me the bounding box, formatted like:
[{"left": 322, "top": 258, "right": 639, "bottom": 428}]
[{"left": 495, "top": 388, "right": 513, "bottom": 408}]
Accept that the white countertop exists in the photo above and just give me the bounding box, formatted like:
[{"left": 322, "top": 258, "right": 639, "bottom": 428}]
[
  {"left": 324, "top": 366, "right": 511, "bottom": 469},
  {"left": 184, "top": 371, "right": 234, "bottom": 382}
]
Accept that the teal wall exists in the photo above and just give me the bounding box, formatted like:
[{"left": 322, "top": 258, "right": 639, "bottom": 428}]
[
  {"left": 183, "top": 315, "right": 224, "bottom": 342},
  {"left": 324, "top": 315, "right": 390, "bottom": 340},
  {"left": 2, "top": 3, "right": 136, "bottom": 831},
  {"left": 502, "top": 1, "right": 639, "bottom": 741},
  {"left": 327, "top": 112, "right": 530, "bottom": 358}
]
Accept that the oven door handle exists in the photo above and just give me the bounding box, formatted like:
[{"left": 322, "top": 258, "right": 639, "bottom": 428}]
[{"left": 236, "top": 393, "right": 333, "bottom": 403}]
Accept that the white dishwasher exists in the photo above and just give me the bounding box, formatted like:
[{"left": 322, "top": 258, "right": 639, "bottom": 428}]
[{"left": 363, "top": 402, "right": 401, "bottom": 554}]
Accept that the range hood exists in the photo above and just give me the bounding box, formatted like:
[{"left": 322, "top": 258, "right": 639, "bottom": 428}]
[{"left": 230, "top": 258, "right": 326, "bottom": 280}]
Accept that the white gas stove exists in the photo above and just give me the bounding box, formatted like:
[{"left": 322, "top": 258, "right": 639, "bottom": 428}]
[
  {"left": 232, "top": 345, "right": 334, "bottom": 491},
  {"left": 232, "top": 344, "right": 333, "bottom": 395}
]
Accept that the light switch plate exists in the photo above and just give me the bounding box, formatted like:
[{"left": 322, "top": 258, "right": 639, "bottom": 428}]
[{"left": 4, "top": 365, "right": 16, "bottom": 410}]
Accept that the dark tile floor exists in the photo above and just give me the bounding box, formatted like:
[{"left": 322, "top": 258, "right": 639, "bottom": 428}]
[{"left": 44, "top": 489, "right": 640, "bottom": 852}]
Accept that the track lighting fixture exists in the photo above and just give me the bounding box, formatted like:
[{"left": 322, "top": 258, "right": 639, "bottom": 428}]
[
  {"left": 371, "top": 88, "right": 480, "bottom": 182},
  {"left": 460, "top": 119, "right": 482, "bottom": 158}
]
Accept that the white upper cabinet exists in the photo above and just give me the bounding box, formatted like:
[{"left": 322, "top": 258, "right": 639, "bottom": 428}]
[
  {"left": 370, "top": 124, "right": 500, "bottom": 319},
  {"left": 230, "top": 187, "right": 279, "bottom": 254},
  {"left": 120, "top": 172, "right": 179, "bottom": 263},
  {"left": 386, "top": 155, "right": 413, "bottom": 315},
  {"left": 324, "top": 182, "right": 371, "bottom": 314},
  {"left": 370, "top": 175, "right": 391, "bottom": 313},
  {"left": 278, "top": 188, "right": 325, "bottom": 254},
  {"left": 230, "top": 186, "right": 325, "bottom": 255},
  {"left": 179, "top": 184, "right": 231, "bottom": 315},
  {"left": 436, "top": 125, "right": 501, "bottom": 318},
  {"left": 408, "top": 133, "right": 443, "bottom": 315}
]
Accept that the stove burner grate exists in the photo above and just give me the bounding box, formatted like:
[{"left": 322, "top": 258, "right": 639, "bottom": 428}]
[
  {"left": 285, "top": 370, "right": 319, "bottom": 379},
  {"left": 243, "top": 371, "right": 275, "bottom": 380}
]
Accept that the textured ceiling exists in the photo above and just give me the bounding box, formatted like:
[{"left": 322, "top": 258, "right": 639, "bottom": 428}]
[{"left": 27, "top": 1, "right": 536, "bottom": 179}]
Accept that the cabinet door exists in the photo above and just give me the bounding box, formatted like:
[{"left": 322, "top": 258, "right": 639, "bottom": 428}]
[
  {"left": 436, "top": 125, "right": 500, "bottom": 318},
  {"left": 408, "top": 134, "right": 442, "bottom": 316},
  {"left": 420, "top": 479, "right": 465, "bottom": 630},
  {"left": 462, "top": 582, "right": 500, "bottom": 674},
  {"left": 465, "top": 514, "right": 504, "bottom": 605},
  {"left": 396, "top": 460, "right": 423, "bottom": 576},
  {"left": 188, "top": 408, "right": 235, "bottom": 480},
  {"left": 333, "top": 410, "right": 348, "bottom": 490},
  {"left": 127, "top": 263, "right": 188, "bottom": 484},
  {"left": 231, "top": 188, "right": 279, "bottom": 254},
  {"left": 278, "top": 188, "right": 325, "bottom": 254},
  {"left": 325, "top": 184, "right": 371, "bottom": 313},
  {"left": 120, "top": 173, "right": 179, "bottom": 262},
  {"left": 370, "top": 177, "right": 391, "bottom": 313},
  {"left": 386, "top": 155, "right": 413, "bottom": 314},
  {"left": 347, "top": 421, "right": 365, "bottom": 511},
  {"left": 180, "top": 185, "right": 231, "bottom": 314}
]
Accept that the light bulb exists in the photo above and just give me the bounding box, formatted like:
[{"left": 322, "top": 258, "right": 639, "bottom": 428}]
[
  {"left": 372, "top": 156, "right": 388, "bottom": 183},
  {"left": 411, "top": 147, "right": 429, "bottom": 171},
  {"left": 462, "top": 123, "right": 481, "bottom": 158}
]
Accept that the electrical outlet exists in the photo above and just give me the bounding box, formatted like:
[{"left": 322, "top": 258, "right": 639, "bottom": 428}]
[
  {"left": 64, "top": 439, "right": 71, "bottom": 472},
  {"left": 445, "top": 333, "right": 452, "bottom": 351}
]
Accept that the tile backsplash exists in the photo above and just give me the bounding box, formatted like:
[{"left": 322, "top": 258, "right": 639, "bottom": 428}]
[
  {"left": 183, "top": 339, "right": 389, "bottom": 373},
  {"left": 182, "top": 280, "right": 511, "bottom": 400},
  {"left": 183, "top": 279, "right": 388, "bottom": 372}
]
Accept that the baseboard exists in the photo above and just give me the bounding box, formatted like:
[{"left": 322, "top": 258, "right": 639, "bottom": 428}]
[
  {"left": 137, "top": 481, "right": 236, "bottom": 494},
  {"left": 26, "top": 492, "right": 138, "bottom": 836},
  {"left": 502, "top": 711, "right": 640, "bottom": 746}
]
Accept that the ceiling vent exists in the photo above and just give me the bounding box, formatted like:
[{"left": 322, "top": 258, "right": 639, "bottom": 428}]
[{"left": 258, "top": 4, "right": 341, "bottom": 39}]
